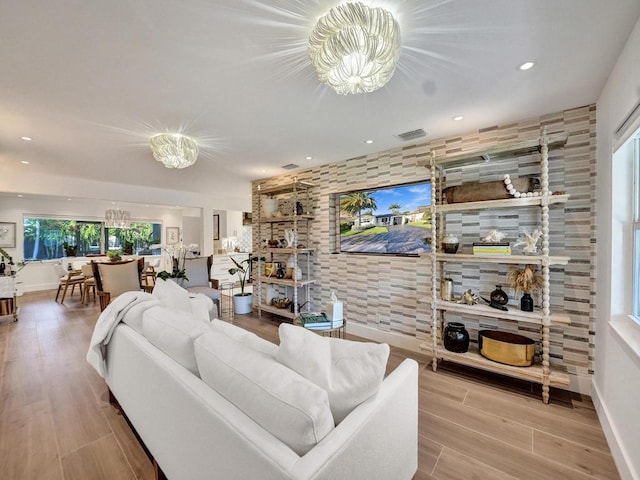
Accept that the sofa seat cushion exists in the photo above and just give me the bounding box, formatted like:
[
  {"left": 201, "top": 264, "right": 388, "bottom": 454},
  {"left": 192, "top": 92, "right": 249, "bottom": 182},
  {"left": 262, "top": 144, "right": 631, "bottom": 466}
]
[
  {"left": 277, "top": 323, "right": 390, "bottom": 424},
  {"left": 210, "top": 319, "right": 278, "bottom": 357},
  {"left": 142, "top": 306, "right": 210, "bottom": 376},
  {"left": 194, "top": 331, "right": 334, "bottom": 456},
  {"left": 185, "top": 286, "right": 221, "bottom": 301}
]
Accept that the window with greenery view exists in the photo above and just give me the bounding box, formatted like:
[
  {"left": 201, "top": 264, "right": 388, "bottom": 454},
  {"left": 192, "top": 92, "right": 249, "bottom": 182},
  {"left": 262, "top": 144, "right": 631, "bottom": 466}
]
[
  {"left": 105, "top": 222, "right": 161, "bottom": 255},
  {"left": 23, "top": 218, "right": 161, "bottom": 260}
]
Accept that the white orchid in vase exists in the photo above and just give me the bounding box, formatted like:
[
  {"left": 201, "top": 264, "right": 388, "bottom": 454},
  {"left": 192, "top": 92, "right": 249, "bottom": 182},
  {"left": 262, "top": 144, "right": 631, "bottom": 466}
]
[{"left": 156, "top": 243, "right": 199, "bottom": 281}]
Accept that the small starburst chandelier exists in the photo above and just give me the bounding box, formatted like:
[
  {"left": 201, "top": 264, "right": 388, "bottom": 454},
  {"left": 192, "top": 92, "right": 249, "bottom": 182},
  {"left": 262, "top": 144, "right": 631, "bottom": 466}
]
[
  {"left": 150, "top": 133, "right": 199, "bottom": 169},
  {"left": 308, "top": 2, "right": 401, "bottom": 95},
  {"left": 104, "top": 208, "right": 131, "bottom": 228}
]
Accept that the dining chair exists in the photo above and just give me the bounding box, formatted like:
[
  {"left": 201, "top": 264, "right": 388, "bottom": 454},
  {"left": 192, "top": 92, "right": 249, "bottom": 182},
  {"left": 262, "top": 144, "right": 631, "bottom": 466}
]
[
  {"left": 182, "top": 255, "right": 221, "bottom": 318},
  {"left": 91, "top": 258, "right": 145, "bottom": 311},
  {"left": 81, "top": 264, "right": 96, "bottom": 304},
  {"left": 55, "top": 264, "right": 85, "bottom": 304}
]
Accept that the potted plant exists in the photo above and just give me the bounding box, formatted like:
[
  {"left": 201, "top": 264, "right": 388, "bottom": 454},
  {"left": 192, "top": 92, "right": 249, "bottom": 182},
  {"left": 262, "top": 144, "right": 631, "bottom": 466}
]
[
  {"left": 228, "top": 255, "right": 262, "bottom": 314},
  {"left": 62, "top": 242, "right": 78, "bottom": 257},
  {"left": 507, "top": 264, "right": 544, "bottom": 311},
  {"left": 107, "top": 249, "right": 122, "bottom": 262}
]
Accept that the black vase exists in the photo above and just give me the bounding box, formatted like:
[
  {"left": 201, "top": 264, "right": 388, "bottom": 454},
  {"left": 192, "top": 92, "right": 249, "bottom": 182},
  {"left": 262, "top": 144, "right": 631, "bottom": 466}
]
[
  {"left": 520, "top": 293, "right": 534, "bottom": 312},
  {"left": 490, "top": 285, "right": 508, "bottom": 305},
  {"left": 443, "top": 322, "right": 470, "bottom": 353}
]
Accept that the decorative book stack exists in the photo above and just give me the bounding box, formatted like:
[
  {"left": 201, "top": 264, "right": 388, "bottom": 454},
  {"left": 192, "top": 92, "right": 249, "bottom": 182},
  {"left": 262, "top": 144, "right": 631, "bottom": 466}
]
[
  {"left": 299, "top": 312, "right": 344, "bottom": 330},
  {"left": 472, "top": 242, "right": 511, "bottom": 255}
]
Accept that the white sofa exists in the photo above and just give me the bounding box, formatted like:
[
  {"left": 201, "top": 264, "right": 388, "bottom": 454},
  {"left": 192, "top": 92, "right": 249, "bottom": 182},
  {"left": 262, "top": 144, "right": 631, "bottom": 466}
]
[{"left": 103, "top": 321, "right": 418, "bottom": 480}]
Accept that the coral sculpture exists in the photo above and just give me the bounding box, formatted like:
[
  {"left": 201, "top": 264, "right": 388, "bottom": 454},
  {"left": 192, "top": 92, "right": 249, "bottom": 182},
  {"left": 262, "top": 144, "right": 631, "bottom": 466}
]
[{"left": 513, "top": 229, "right": 542, "bottom": 254}]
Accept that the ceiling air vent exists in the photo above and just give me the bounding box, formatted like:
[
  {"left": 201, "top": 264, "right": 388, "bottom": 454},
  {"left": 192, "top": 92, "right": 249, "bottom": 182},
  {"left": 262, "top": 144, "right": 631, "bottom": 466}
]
[
  {"left": 395, "top": 128, "right": 427, "bottom": 141},
  {"left": 281, "top": 163, "right": 299, "bottom": 170}
]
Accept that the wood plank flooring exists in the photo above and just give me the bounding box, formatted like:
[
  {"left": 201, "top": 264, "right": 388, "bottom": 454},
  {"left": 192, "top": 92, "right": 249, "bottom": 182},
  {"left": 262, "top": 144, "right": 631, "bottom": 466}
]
[{"left": 0, "top": 291, "right": 620, "bottom": 479}]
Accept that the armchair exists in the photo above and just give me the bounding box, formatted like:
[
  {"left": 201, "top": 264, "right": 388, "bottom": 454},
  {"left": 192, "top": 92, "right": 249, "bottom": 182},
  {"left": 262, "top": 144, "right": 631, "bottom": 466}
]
[
  {"left": 181, "top": 255, "right": 221, "bottom": 318},
  {"left": 91, "top": 258, "right": 145, "bottom": 311}
]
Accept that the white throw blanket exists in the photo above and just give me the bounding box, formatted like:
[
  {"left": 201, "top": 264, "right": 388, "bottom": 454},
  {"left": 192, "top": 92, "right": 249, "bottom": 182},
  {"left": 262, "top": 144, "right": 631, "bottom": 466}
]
[{"left": 86, "top": 291, "right": 159, "bottom": 377}]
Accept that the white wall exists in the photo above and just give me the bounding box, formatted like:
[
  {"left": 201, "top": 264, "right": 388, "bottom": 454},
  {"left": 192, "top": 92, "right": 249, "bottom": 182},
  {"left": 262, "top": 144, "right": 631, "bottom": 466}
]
[{"left": 594, "top": 15, "right": 640, "bottom": 480}]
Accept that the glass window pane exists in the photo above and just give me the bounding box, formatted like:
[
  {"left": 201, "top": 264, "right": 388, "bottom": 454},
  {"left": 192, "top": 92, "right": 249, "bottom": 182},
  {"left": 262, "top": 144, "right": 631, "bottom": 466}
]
[
  {"left": 104, "top": 222, "right": 162, "bottom": 255},
  {"left": 635, "top": 226, "right": 640, "bottom": 317}
]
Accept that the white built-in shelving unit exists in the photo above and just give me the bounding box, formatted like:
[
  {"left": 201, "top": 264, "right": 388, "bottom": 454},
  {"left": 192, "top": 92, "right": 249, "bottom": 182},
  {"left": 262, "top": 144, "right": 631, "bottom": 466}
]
[
  {"left": 256, "top": 181, "right": 315, "bottom": 320},
  {"left": 420, "top": 128, "right": 570, "bottom": 403}
]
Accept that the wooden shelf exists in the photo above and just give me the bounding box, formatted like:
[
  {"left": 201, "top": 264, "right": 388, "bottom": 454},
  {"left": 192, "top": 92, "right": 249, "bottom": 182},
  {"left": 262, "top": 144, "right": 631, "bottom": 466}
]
[
  {"left": 257, "top": 303, "right": 297, "bottom": 319},
  {"left": 430, "top": 132, "right": 567, "bottom": 167},
  {"left": 258, "top": 215, "right": 314, "bottom": 223},
  {"left": 424, "top": 252, "right": 571, "bottom": 266},
  {"left": 431, "top": 299, "right": 570, "bottom": 325},
  {"left": 419, "top": 342, "right": 570, "bottom": 387},
  {"left": 259, "top": 277, "right": 316, "bottom": 287},
  {"left": 258, "top": 248, "right": 315, "bottom": 254},
  {"left": 257, "top": 181, "right": 315, "bottom": 195},
  {"left": 435, "top": 194, "right": 569, "bottom": 213}
]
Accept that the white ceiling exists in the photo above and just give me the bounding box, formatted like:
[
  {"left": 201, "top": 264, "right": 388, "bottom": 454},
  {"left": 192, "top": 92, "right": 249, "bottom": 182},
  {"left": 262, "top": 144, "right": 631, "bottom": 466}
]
[{"left": 1, "top": 0, "right": 639, "bottom": 206}]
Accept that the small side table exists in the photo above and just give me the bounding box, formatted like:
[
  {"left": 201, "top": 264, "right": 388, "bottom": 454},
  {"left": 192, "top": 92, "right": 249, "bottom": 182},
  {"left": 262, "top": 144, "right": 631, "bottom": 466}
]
[
  {"left": 219, "top": 281, "right": 235, "bottom": 316},
  {"left": 296, "top": 317, "right": 346, "bottom": 338}
]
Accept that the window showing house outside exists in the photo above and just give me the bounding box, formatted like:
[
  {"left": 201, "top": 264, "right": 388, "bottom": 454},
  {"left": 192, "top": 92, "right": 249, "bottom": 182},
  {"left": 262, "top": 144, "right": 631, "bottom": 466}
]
[{"left": 23, "top": 218, "right": 162, "bottom": 260}]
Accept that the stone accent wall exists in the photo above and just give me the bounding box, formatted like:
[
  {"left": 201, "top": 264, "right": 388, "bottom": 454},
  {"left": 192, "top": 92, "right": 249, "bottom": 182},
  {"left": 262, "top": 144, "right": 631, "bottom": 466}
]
[{"left": 253, "top": 104, "right": 596, "bottom": 384}]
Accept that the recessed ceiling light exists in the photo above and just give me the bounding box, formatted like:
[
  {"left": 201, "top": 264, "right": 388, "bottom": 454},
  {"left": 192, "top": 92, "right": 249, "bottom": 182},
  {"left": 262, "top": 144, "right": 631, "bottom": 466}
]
[
  {"left": 21, "top": 136, "right": 32, "bottom": 141},
  {"left": 452, "top": 115, "right": 464, "bottom": 121},
  {"left": 21, "top": 160, "right": 30, "bottom": 165},
  {"left": 17, "top": 194, "right": 23, "bottom": 198},
  {"left": 305, "top": 156, "right": 312, "bottom": 160},
  {"left": 517, "top": 61, "right": 535, "bottom": 71},
  {"left": 365, "top": 139, "right": 374, "bottom": 144},
  {"left": 67, "top": 198, "right": 72, "bottom": 201}
]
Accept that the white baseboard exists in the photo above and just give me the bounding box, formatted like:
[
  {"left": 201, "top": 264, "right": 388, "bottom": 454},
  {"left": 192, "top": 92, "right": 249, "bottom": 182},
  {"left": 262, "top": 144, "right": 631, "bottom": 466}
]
[
  {"left": 346, "top": 323, "right": 428, "bottom": 354},
  {"left": 592, "top": 381, "right": 636, "bottom": 480},
  {"left": 20, "top": 282, "right": 58, "bottom": 293},
  {"left": 348, "top": 323, "right": 591, "bottom": 395}
]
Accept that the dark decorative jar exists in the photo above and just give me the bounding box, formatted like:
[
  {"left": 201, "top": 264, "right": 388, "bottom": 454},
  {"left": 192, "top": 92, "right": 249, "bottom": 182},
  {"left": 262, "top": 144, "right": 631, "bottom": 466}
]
[
  {"left": 520, "top": 293, "right": 534, "bottom": 312},
  {"left": 490, "top": 285, "right": 508, "bottom": 305},
  {"left": 443, "top": 322, "right": 470, "bottom": 353}
]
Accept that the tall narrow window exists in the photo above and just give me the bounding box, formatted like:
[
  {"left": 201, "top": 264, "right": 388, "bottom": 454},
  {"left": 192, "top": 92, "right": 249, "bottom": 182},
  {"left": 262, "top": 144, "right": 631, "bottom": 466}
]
[{"left": 633, "top": 136, "right": 640, "bottom": 319}]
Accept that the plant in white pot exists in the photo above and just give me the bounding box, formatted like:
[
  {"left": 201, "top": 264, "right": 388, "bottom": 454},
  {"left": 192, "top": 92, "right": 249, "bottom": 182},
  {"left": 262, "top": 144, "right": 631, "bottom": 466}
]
[{"left": 228, "top": 255, "right": 262, "bottom": 314}]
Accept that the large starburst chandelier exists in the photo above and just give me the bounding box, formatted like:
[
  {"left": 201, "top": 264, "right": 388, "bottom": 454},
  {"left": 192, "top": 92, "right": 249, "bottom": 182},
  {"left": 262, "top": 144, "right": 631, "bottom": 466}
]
[
  {"left": 150, "top": 133, "right": 199, "bottom": 169},
  {"left": 308, "top": 2, "right": 401, "bottom": 95}
]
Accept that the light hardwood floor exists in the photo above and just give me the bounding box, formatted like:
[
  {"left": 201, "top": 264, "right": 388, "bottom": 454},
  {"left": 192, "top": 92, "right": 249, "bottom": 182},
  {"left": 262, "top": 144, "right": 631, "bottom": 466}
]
[{"left": 0, "top": 291, "right": 620, "bottom": 479}]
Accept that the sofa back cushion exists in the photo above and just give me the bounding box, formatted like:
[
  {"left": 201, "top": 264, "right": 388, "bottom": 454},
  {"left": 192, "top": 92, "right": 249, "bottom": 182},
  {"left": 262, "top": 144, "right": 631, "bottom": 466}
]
[
  {"left": 97, "top": 260, "right": 141, "bottom": 300},
  {"left": 210, "top": 319, "right": 278, "bottom": 357},
  {"left": 277, "top": 323, "right": 390, "bottom": 424},
  {"left": 182, "top": 256, "right": 211, "bottom": 288},
  {"left": 194, "top": 331, "right": 334, "bottom": 456},
  {"left": 142, "top": 306, "right": 210, "bottom": 376}
]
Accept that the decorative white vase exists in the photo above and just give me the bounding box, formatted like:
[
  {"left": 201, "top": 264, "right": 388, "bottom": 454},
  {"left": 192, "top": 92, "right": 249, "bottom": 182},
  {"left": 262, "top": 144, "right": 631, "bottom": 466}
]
[
  {"left": 262, "top": 199, "right": 279, "bottom": 218},
  {"left": 233, "top": 293, "right": 253, "bottom": 315}
]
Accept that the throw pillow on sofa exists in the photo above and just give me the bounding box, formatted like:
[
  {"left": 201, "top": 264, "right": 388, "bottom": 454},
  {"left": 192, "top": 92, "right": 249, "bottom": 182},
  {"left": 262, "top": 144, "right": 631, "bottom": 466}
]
[
  {"left": 152, "top": 278, "right": 193, "bottom": 313},
  {"left": 142, "top": 306, "right": 210, "bottom": 376},
  {"left": 194, "top": 330, "right": 335, "bottom": 456},
  {"left": 277, "top": 323, "right": 390, "bottom": 424},
  {"left": 210, "top": 319, "right": 278, "bottom": 357}
]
